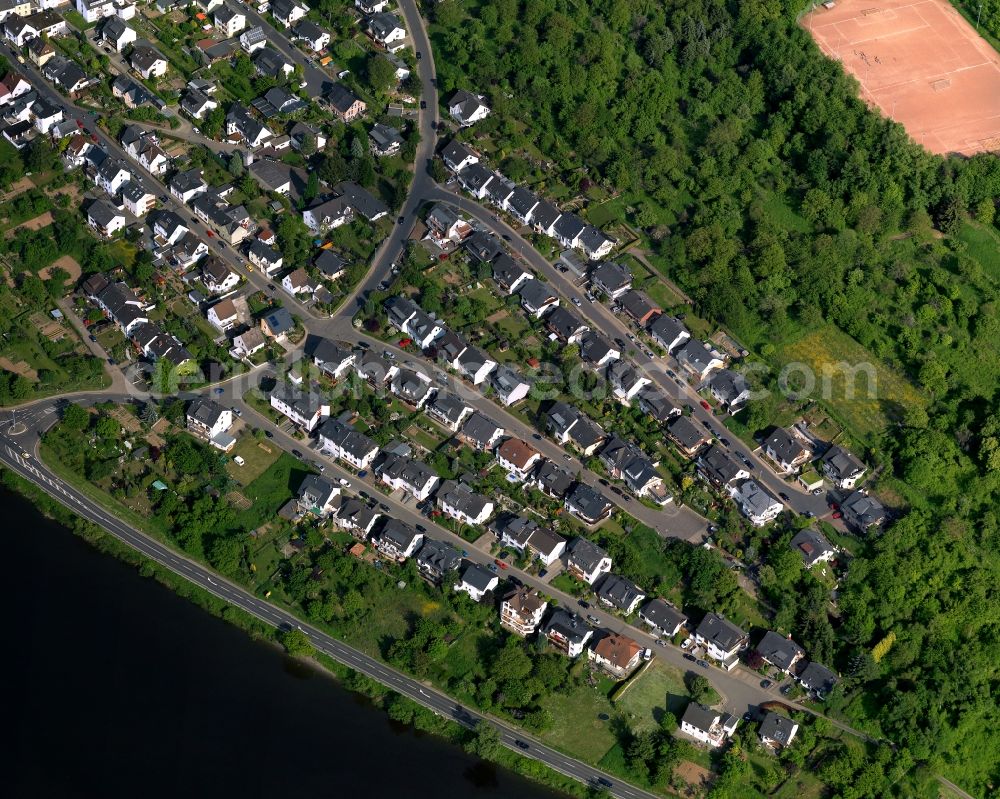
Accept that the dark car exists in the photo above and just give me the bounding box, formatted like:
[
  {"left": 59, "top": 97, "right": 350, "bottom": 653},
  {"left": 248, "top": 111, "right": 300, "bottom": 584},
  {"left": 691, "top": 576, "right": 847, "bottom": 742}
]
[
  {"left": 89, "top": 334, "right": 97, "bottom": 342},
  {"left": 398, "top": 216, "right": 405, "bottom": 224},
  {"left": 700, "top": 420, "right": 712, "bottom": 431},
  {"left": 696, "top": 659, "right": 709, "bottom": 668},
  {"left": 683, "top": 652, "right": 697, "bottom": 662},
  {"left": 760, "top": 679, "right": 773, "bottom": 689},
  {"left": 596, "top": 778, "right": 613, "bottom": 789},
  {"left": 292, "top": 449, "right": 304, "bottom": 459},
  {"left": 420, "top": 100, "right": 427, "bottom": 109},
  {"left": 578, "top": 599, "right": 590, "bottom": 608},
  {"left": 502, "top": 233, "right": 511, "bottom": 241},
  {"left": 538, "top": 569, "right": 548, "bottom": 578},
  {"left": 720, "top": 438, "right": 731, "bottom": 447},
  {"left": 514, "top": 739, "right": 529, "bottom": 750},
  {"left": 268, "top": 283, "right": 277, "bottom": 291},
  {"left": 264, "top": 430, "right": 273, "bottom": 438},
  {"left": 779, "top": 492, "right": 790, "bottom": 501},
  {"left": 191, "top": 217, "right": 199, "bottom": 225},
  {"left": 498, "top": 550, "right": 511, "bottom": 560},
  {"left": 531, "top": 433, "right": 542, "bottom": 440},
  {"left": 415, "top": 50, "right": 422, "bottom": 59}
]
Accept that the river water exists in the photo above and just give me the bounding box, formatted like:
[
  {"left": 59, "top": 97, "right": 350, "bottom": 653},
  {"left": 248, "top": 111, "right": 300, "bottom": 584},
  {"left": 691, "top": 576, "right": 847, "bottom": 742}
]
[{"left": 6, "top": 489, "right": 566, "bottom": 799}]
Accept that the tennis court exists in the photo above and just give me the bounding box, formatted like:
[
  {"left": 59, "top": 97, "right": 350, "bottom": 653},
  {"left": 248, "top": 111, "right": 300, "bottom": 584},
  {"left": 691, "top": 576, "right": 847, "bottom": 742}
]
[{"left": 805, "top": 0, "right": 1000, "bottom": 154}]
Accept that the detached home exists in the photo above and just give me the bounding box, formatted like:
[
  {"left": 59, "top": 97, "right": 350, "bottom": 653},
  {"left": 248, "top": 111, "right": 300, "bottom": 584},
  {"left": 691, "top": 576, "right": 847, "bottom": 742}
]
[
  {"left": 566, "top": 537, "right": 611, "bottom": 584},
  {"left": 542, "top": 609, "right": 593, "bottom": 658},
  {"left": 588, "top": 632, "right": 643, "bottom": 678},
  {"left": 269, "top": 382, "right": 328, "bottom": 431},
  {"left": 590, "top": 261, "right": 632, "bottom": 299},
  {"left": 595, "top": 574, "right": 645, "bottom": 615},
  {"left": 501, "top": 587, "right": 547, "bottom": 637},
  {"left": 639, "top": 598, "right": 687, "bottom": 639},
  {"left": 694, "top": 613, "right": 748, "bottom": 667},
  {"left": 821, "top": 445, "right": 866, "bottom": 489},
  {"left": 377, "top": 452, "right": 439, "bottom": 501},
  {"left": 755, "top": 631, "right": 806, "bottom": 675},
  {"left": 454, "top": 563, "right": 498, "bottom": 603},
  {"left": 131, "top": 42, "right": 168, "bottom": 79},
  {"left": 317, "top": 418, "right": 379, "bottom": 470},
  {"left": 764, "top": 427, "right": 810, "bottom": 473},
  {"left": 447, "top": 89, "right": 490, "bottom": 126},
  {"left": 186, "top": 397, "right": 233, "bottom": 442},
  {"left": 728, "top": 478, "right": 783, "bottom": 526},
  {"left": 373, "top": 518, "right": 423, "bottom": 561},
  {"left": 436, "top": 480, "right": 494, "bottom": 526},
  {"left": 680, "top": 702, "right": 738, "bottom": 748},
  {"left": 490, "top": 365, "right": 530, "bottom": 406}
]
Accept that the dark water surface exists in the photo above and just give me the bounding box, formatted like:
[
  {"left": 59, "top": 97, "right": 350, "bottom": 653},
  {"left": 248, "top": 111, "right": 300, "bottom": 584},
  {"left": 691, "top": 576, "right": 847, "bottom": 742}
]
[{"left": 5, "top": 489, "right": 566, "bottom": 799}]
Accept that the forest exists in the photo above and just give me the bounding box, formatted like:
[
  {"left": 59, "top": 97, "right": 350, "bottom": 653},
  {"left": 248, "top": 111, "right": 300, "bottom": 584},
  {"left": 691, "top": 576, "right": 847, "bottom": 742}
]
[{"left": 429, "top": 0, "right": 1000, "bottom": 794}]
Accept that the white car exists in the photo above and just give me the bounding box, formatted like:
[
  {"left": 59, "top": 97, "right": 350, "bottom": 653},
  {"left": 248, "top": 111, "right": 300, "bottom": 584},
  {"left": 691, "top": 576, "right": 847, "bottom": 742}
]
[
  {"left": 339, "top": 477, "right": 352, "bottom": 487},
  {"left": 681, "top": 637, "right": 693, "bottom": 650}
]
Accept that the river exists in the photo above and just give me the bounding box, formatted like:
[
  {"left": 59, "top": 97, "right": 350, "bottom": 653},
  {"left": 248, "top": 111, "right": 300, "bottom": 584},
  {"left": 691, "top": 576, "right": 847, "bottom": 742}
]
[{"left": 6, "top": 488, "right": 567, "bottom": 799}]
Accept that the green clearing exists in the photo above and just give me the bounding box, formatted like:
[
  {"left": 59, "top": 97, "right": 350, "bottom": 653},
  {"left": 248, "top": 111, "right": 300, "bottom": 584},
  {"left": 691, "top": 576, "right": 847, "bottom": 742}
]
[
  {"left": 775, "top": 323, "right": 926, "bottom": 441},
  {"left": 233, "top": 451, "right": 310, "bottom": 530},
  {"left": 539, "top": 680, "right": 618, "bottom": 762},
  {"left": 224, "top": 435, "right": 280, "bottom": 486},
  {"left": 758, "top": 190, "right": 811, "bottom": 234},
  {"left": 956, "top": 220, "right": 1000, "bottom": 281},
  {"left": 613, "top": 661, "right": 690, "bottom": 732}
]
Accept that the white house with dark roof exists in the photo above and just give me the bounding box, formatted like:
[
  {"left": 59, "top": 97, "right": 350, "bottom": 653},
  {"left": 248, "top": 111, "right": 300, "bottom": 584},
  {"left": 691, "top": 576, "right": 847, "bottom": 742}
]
[
  {"left": 607, "top": 360, "right": 651, "bottom": 403},
  {"left": 447, "top": 89, "right": 490, "bottom": 126},
  {"left": 425, "top": 391, "right": 473, "bottom": 433},
  {"left": 186, "top": 397, "right": 233, "bottom": 440},
  {"left": 377, "top": 452, "right": 439, "bottom": 501},
  {"left": 460, "top": 412, "right": 504, "bottom": 452},
  {"left": 269, "top": 383, "right": 328, "bottom": 431},
  {"left": 489, "top": 366, "right": 530, "bottom": 406},
  {"left": 517, "top": 278, "right": 559, "bottom": 318},
  {"left": 454, "top": 563, "right": 499, "bottom": 603},
  {"left": 694, "top": 613, "right": 748, "bottom": 666},
  {"left": 595, "top": 574, "right": 645, "bottom": 615},
  {"left": 296, "top": 474, "right": 340, "bottom": 517},
  {"left": 414, "top": 538, "right": 461, "bottom": 584},
  {"left": 491, "top": 254, "right": 530, "bottom": 294},
  {"left": 820, "top": 445, "right": 866, "bottom": 489},
  {"left": 680, "top": 702, "right": 738, "bottom": 748},
  {"left": 789, "top": 528, "right": 836, "bottom": 568},
  {"left": 317, "top": 417, "right": 379, "bottom": 470},
  {"left": 566, "top": 537, "right": 611, "bottom": 584},
  {"left": 755, "top": 630, "right": 806, "bottom": 675},
  {"left": 764, "top": 427, "right": 811, "bottom": 474},
  {"left": 501, "top": 587, "right": 547, "bottom": 637},
  {"left": 441, "top": 139, "right": 479, "bottom": 173},
  {"left": 697, "top": 444, "right": 749, "bottom": 488},
  {"left": 707, "top": 369, "right": 750, "bottom": 410},
  {"left": 86, "top": 200, "right": 125, "bottom": 238},
  {"left": 638, "top": 598, "right": 687, "bottom": 638},
  {"left": 841, "top": 490, "right": 885, "bottom": 532},
  {"left": 675, "top": 339, "right": 724, "bottom": 380},
  {"left": 590, "top": 261, "right": 632, "bottom": 299},
  {"left": 373, "top": 518, "right": 423, "bottom": 561},
  {"left": 437, "top": 479, "right": 493, "bottom": 526},
  {"left": 247, "top": 239, "right": 283, "bottom": 274},
  {"left": 728, "top": 478, "right": 783, "bottom": 526},
  {"left": 214, "top": 4, "right": 246, "bottom": 36},
  {"left": 579, "top": 332, "right": 620, "bottom": 368},
  {"left": 542, "top": 609, "right": 593, "bottom": 658},
  {"left": 291, "top": 18, "right": 329, "bottom": 50},
  {"left": 493, "top": 514, "right": 565, "bottom": 566},
  {"left": 648, "top": 314, "right": 690, "bottom": 353},
  {"left": 759, "top": 712, "right": 798, "bottom": 750},
  {"left": 798, "top": 661, "right": 839, "bottom": 698}
]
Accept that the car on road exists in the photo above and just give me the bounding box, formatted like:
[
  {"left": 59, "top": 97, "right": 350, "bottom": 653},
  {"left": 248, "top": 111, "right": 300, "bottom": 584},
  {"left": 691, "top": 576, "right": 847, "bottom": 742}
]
[
  {"left": 803, "top": 510, "right": 814, "bottom": 519},
  {"left": 415, "top": 524, "right": 427, "bottom": 533},
  {"left": 596, "top": 778, "right": 613, "bottom": 789},
  {"left": 696, "top": 659, "right": 709, "bottom": 668},
  {"left": 700, "top": 399, "right": 711, "bottom": 411},
  {"left": 531, "top": 433, "right": 542, "bottom": 440},
  {"left": 358, "top": 470, "right": 368, "bottom": 478},
  {"left": 655, "top": 639, "right": 667, "bottom": 647},
  {"left": 779, "top": 492, "right": 790, "bottom": 501},
  {"left": 666, "top": 369, "right": 676, "bottom": 377},
  {"left": 213, "top": 387, "right": 224, "bottom": 395},
  {"left": 578, "top": 599, "right": 590, "bottom": 608},
  {"left": 420, "top": 100, "right": 426, "bottom": 109},
  {"left": 488, "top": 563, "right": 499, "bottom": 573},
  {"left": 586, "top": 614, "right": 601, "bottom": 625},
  {"left": 812, "top": 487, "right": 823, "bottom": 495},
  {"left": 572, "top": 297, "right": 582, "bottom": 307},
  {"left": 383, "top": 350, "right": 396, "bottom": 360},
  {"left": 89, "top": 335, "right": 97, "bottom": 342},
  {"left": 264, "top": 430, "right": 273, "bottom": 438},
  {"left": 683, "top": 652, "right": 696, "bottom": 662},
  {"left": 397, "top": 216, "right": 405, "bottom": 224},
  {"left": 585, "top": 292, "right": 596, "bottom": 303},
  {"left": 760, "top": 679, "right": 773, "bottom": 689},
  {"left": 674, "top": 377, "right": 684, "bottom": 386},
  {"left": 267, "top": 284, "right": 276, "bottom": 292},
  {"left": 538, "top": 568, "right": 548, "bottom": 578},
  {"left": 494, "top": 558, "right": 508, "bottom": 570},
  {"left": 513, "top": 739, "right": 529, "bottom": 750},
  {"left": 415, "top": 50, "right": 422, "bottom": 59},
  {"left": 316, "top": 463, "right": 326, "bottom": 472},
  {"left": 379, "top": 503, "right": 390, "bottom": 511},
  {"left": 700, "top": 419, "right": 712, "bottom": 431},
  {"left": 780, "top": 683, "right": 793, "bottom": 695},
  {"left": 206, "top": 230, "right": 214, "bottom": 238},
  {"left": 832, "top": 511, "right": 842, "bottom": 519},
  {"left": 232, "top": 407, "right": 242, "bottom": 417},
  {"left": 292, "top": 449, "right": 304, "bottom": 459},
  {"left": 502, "top": 234, "right": 511, "bottom": 241},
  {"left": 642, "top": 648, "right": 652, "bottom": 660},
  {"left": 338, "top": 477, "right": 351, "bottom": 487}
]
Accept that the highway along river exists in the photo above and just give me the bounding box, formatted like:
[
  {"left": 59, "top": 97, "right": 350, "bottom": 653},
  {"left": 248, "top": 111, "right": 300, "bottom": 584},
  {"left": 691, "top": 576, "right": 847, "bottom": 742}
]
[{"left": 6, "top": 487, "right": 566, "bottom": 799}]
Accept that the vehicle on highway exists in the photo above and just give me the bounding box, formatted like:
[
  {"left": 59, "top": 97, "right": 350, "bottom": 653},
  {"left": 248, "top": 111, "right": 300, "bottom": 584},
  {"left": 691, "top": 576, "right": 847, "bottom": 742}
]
[
  {"left": 760, "top": 679, "right": 773, "bottom": 689},
  {"left": 514, "top": 739, "right": 529, "bottom": 750},
  {"left": 89, "top": 335, "right": 97, "bottom": 342},
  {"left": 586, "top": 614, "right": 601, "bottom": 625},
  {"left": 596, "top": 778, "right": 613, "bottom": 789}
]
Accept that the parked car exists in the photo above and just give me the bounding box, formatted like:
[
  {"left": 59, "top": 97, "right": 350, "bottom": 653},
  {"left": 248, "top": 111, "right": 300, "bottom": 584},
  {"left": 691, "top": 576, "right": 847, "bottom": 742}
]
[
  {"left": 655, "top": 639, "right": 667, "bottom": 647},
  {"left": 415, "top": 524, "right": 427, "bottom": 533},
  {"left": 358, "top": 470, "right": 368, "bottom": 478},
  {"left": 760, "top": 679, "right": 773, "bottom": 689},
  {"left": 213, "top": 387, "right": 224, "bottom": 395},
  {"left": 264, "top": 430, "right": 273, "bottom": 438},
  {"left": 338, "top": 478, "right": 351, "bottom": 487},
  {"left": 572, "top": 297, "right": 582, "bottom": 307},
  {"left": 586, "top": 614, "right": 601, "bottom": 625},
  {"left": 415, "top": 50, "right": 422, "bottom": 59},
  {"left": 696, "top": 659, "right": 709, "bottom": 668},
  {"left": 578, "top": 599, "right": 590, "bottom": 608},
  {"left": 494, "top": 558, "right": 508, "bottom": 570},
  {"left": 779, "top": 492, "right": 790, "bottom": 501},
  {"left": 642, "top": 648, "right": 652, "bottom": 661},
  {"left": 292, "top": 450, "right": 304, "bottom": 459},
  {"left": 420, "top": 100, "right": 427, "bottom": 109},
  {"left": 538, "top": 568, "right": 548, "bottom": 578},
  {"left": 88, "top": 335, "right": 97, "bottom": 342},
  {"left": 683, "top": 652, "right": 696, "bottom": 662},
  {"left": 681, "top": 637, "right": 693, "bottom": 649},
  {"left": 812, "top": 488, "right": 823, "bottom": 496}
]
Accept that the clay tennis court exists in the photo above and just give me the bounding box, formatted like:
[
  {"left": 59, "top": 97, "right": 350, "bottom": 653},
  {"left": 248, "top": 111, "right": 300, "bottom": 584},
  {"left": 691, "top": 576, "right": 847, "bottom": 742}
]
[{"left": 805, "top": 0, "right": 1000, "bottom": 155}]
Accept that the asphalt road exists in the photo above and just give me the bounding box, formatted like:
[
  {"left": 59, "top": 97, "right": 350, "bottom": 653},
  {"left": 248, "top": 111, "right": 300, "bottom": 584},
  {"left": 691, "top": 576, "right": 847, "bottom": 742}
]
[{"left": 0, "top": 400, "right": 658, "bottom": 799}]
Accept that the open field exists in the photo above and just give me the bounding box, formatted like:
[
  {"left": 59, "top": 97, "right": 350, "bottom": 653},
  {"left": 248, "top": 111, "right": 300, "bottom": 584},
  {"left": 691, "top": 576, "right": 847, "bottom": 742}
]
[
  {"left": 540, "top": 682, "right": 618, "bottom": 762},
  {"left": 224, "top": 434, "right": 280, "bottom": 486},
  {"left": 778, "top": 323, "right": 925, "bottom": 440},
  {"left": 613, "top": 661, "right": 689, "bottom": 732},
  {"left": 805, "top": 0, "right": 1000, "bottom": 154}
]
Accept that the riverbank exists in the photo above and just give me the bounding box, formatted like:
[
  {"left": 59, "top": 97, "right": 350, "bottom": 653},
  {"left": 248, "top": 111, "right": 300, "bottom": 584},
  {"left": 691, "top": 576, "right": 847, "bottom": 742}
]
[{"left": 2, "top": 468, "right": 585, "bottom": 798}]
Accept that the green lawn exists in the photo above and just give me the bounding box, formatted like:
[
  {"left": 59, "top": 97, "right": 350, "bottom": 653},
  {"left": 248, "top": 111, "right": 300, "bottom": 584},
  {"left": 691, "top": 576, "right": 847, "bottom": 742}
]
[
  {"left": 957, "top": 220, "right": 1000, "bottom": 281},
  {"left": 759, "top": 189, "right": 811, "bottom": 234},
  {"left": 233, "top": 451, "right": 310, "bottom": 531},
  {"left": 540, "top": 680, "right": 619, "bottom": 762},
  {"left": 225, "top": 434, "right": 281, "bottom": 486},
  {"left": 614, "top": 661, "right": 690, "bottom": 731}
]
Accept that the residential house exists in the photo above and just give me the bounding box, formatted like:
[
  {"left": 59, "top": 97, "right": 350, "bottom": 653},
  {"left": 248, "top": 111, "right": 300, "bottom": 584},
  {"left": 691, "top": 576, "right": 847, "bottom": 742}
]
[
  {"left": 696, "top": 444, "right": 749, "bottom": 488},
  {"left": 436, "top": 479, "right": 493, "bottom": 526},
  {"left": 282, "top": 266, "right": 316, "bottom": 297},
  {"left": 708, "top": 369, "right": 750, "bottom": 410},
  {"left": 206, "top": 297, "right": 239, "bottom": 332},
  {"left": 590, "top": 261, "right": 632, "bottom": 299},
  {"left": 619, "top": 290, "right": 660, "bottom": 327},
  {"left": 841, "top": 490, "right": 885, "bottom": 533},
  {"left": 201, "top": 256, "right": 240, "bottom": 294},
  {"left": 543, "top": 609, "right": 593, "bottom": 658},
  {"left": 377, "top": 452, "right": 439, "bottom": 501},
  {"left": 120, "top": 181, "right": 155, "bottom": 218},
  {"left": 330, "top": 181, "right": 388, "bottom": 222},
  {"left": 233, "top": 327, "right": 265, "bottom": 357},
  {"left": 820, "top": 445, "right": 867, "bottom": 489},
  {"left": 270, "top": 0, "right": 307, "bottom": 27},
  {"left": 414, "top": 538, "right": 461, "bottom": 584},
  {"left": 290, "top": 120, "right": 326, "bottom": 152},
  {"left": 489, "top": 366, "right": 530, "bottom": 406},
  {"left": 578, "top": 332, "right": 620, "bottom": 368},
  {"left": 252, "top": 47, "right": 294, "bottom": 79},
  {"left": 131, "top": 42, "right": 167, "bottom": 79},
  {"left": 566, "top": 536, "right": 612, "bottom": 583},
  {"left": 675, "top": 339, "right": 725, "bottom": 380},
  {"left": 638, "top": 599, "right": 687, "bottom": 639},
  {"left": 694, "top": 613, "right": 748, "bottom": 666},
  {"left": 667, "top": 415, "right": 709, "bottom": 457},
  {"left": 291, "top": 18, "right": 329, "bottom": 51},
  {"left": 607, "top": 360, "right": 651, "bottom": 403},
  {"left": 239, "top": 25, "right": 266, "bottom": 52},
  {"left": 5, "top": 10, "right": 66, "bottom": 46},
  {"left": 296, "top": 474, "right": 340, "bottom": 517},
  {"left": 759, "top": 712, "right": 798, "bottom": 750},
  {"left": 186, "top": 398, "right": 233, "bottom": 441},
  {"left": 269, "top": 382, "right": 328, "bottom": 431},
  {"left": 110, "top": 73, "right": 153, "bottom": 108},
  {"left": 367, "top": 11, "right": 405, "bottom": 49},
  {"left": 447, "top": 89, "right": 491, "bottom": 126},
  {"left": 492, "top": 514, "right": 565, "bottom": 566},
  {"left": 355, "top": 350, "right": 397, "bottom": 388},
  {"left": 355, "top": 0, "right": 387, "bottom": 12},
  {"left": 308, "top": 337, "right": 356, "bottom": 380},
  {"left": 314, "top": 249, "right": 346, "bottom": 280},
  {"left": 508, "top": 187, "right": 540, "bottom": 225},
  {"left": 260, "top": 307, "right": 295, "bottom": 340},
  {"left": 0, "top": 0, "right": 30, "bottom": 23},
  {"left": 578, "top": 225, "right": 615, "bottom": 260},
  {"left": 226, "top": 103, "right": 272, "bottom": 148},
  {"left": 648, "top": 315, "right": 691, "bottom": 353},
  {"left": 764, "top": 428, "right": 810, "bottom": 473},
  {"left": 595, "top": 574, "right": 645, "bottom": 615},
  {"left": 680, "top": 702, "right": 738, "bottom": 748},
  {"left": 532, "top": 460, "right": 574, "bottom": 499},
  {"left": 797, "top": 661, "right": 839, "bottom": 699},
  {"left": 95, "top": 157, "right": 131, "bottom": 195},
  {"left": 252, "top": 85, "right": 308, "bottom": 119},
  {"left": 425, "top": 203, "right": 472, "bottom": 247},
  {"left": 755, "top": 631, "right": 806, "bottom": 675},
  {"left": 316, "top": 418, "right": 379, "bottom": 470},
  {"left": 441, "top": 138, "right": 479, "bottom": 173},
  {"left": 460, "top": 412, "right": 504, "bottom": 452},
  {"left": 43, "top": 58, "right": 89, "bottom": 95},
  {"left": 247, "top": 239, "right": 283, "bottom": 274},
  {"left": 369, "top": 121, "right": 404, "bottom": 156},
  {"left": 214, "top": 4, "right": 246, "bottom": 36},
  {"left": 552, "top": 212, "right": 586, "bottom": 249},
  {"left": 169, "top": 232, "right": 209, "bottom": 270},
  {"left": 500, "top": 587, "right": 547, "bottom": 637},
  {"left": 390, "top": 367, "right": 433, "bottom": 409},
  {"left": 496, "top": 437, "right": 541, "bottom": 481},
  {"left": 454, "top": 563, "right": 498, "bottom": 603},
  {"left": 325, "top": 83, "right": 366, "bottom": 122},
  {"left": 545, "top": 306, "right": 589, "bottom": 344},
  {"left": 373, "top": 518, "right": 423, "bottom": 561},
  {"left": 598, "top": 436, "right": 667, "bottom": 502},
  {"left": 332, "top": 497, "right": 380, "bottom": 540},
  {"left": 424, "top": 391, "right": 472, "bottom": 433},
  {"left": 302, "top": 195, "right": 352, "bottom": 233},
  {"left": 456, "top": 346, "right": 496, "bottom": 385},
  {"left": 485, "top": 174, "right": 515, "bottom": 210},
  {"left": 789, "top": 528, "right": 837, "bottom": 568},
  {"left": 169, "top": 168, "right": 208, "bottom": 203},
  {"left": 491, "top": 254, "right": 530, "bottom": 294},
  {"left": 457, "top": 162, "right": 495, "bottom": 199},
  {"left": 637, "top": 388, "right": 680, "bottom": 423},
  {"left": 97, "top": 14, "right": 135, "bottom": 51},
  {"left": 86, "top": 200, "right": 125, "bottom": 238},
  {"left": 151, "top": 210, "right": 188, "bottom": 245},
  {"left": 728, "top": 479, "right": 783, "bottom": 526},
  {"left": 588, "top": 632, "right": 643, "bottom": 678},
  {"left": 27, "top": 37, "right": 55, "bottom": 67}
]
